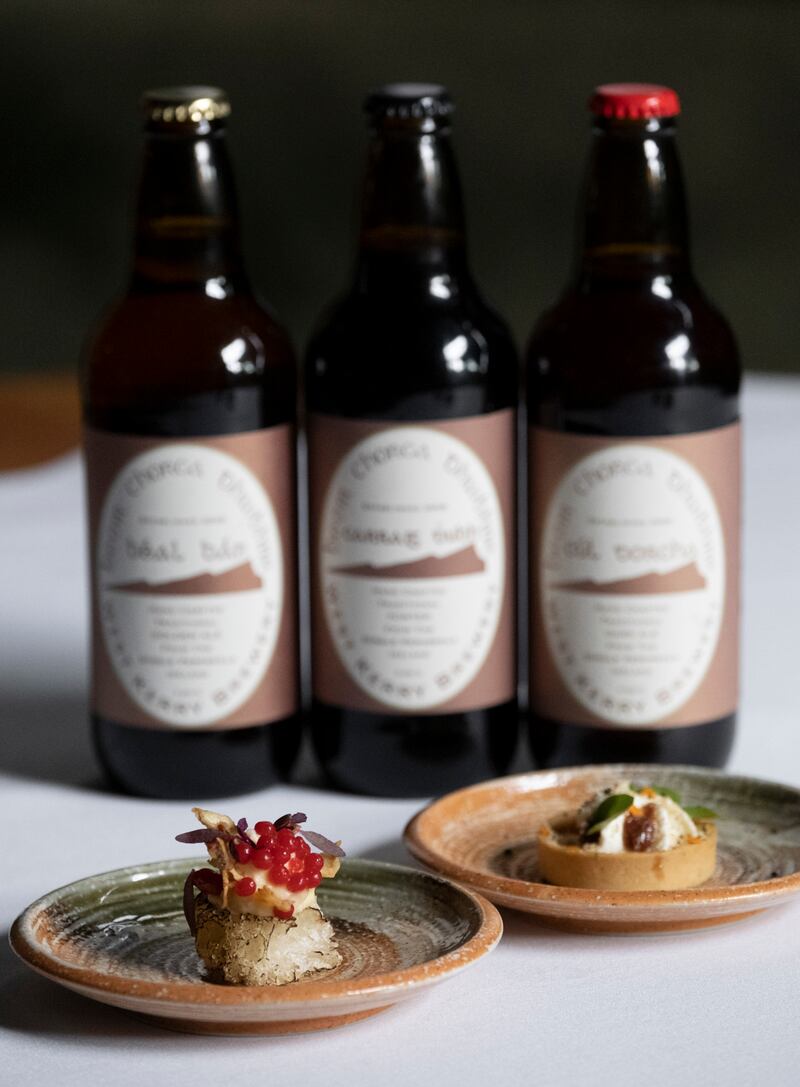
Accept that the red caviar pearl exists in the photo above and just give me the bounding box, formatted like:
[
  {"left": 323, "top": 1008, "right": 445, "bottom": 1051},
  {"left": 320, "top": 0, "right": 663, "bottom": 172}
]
[
  {"left": 251, "top": 849, "right": 272, "bottom": 870},
  {"left": 254, "top": 821, "right": 275, "bottom": 836},
  {"left": 269, "top": 865, "right": 288, "bottom": 886},
  {"left": 306, "top": 871, "right": 322, "bottom": 888},
  {"left": 286, "top": 873, "right": 306, "bottom": 892},
  {"left": 235, "top": 877, "right": 256, "bottom": 897},
  {"left": 257, "top": 834, "right": 277, "bottom": 850},
  {"left": 307, "top": 854, "right": 324, "bottom": 872},
  {"left": 272, "top": 848, "right": 291, "bottom": 865},
  {"left": 233, "top": 840, "right": 253, "bottom": 864},
  {"left": 277, "top": 827, "right": 294, "bottom": 848},
  {"left": 273, "top": 905, "right": 294, "bottom": 920},
  {"left": 294, "top": 838, "right": 310, "bottom": 855}
]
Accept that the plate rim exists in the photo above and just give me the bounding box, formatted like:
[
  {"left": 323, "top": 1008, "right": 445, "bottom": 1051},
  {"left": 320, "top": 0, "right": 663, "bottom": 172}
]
[
  {"left": 403, "top": 763, "right": 800, "bottom": 910},
  {"left": 9, "top": 856, "right": 503, "bottom": 1009}
]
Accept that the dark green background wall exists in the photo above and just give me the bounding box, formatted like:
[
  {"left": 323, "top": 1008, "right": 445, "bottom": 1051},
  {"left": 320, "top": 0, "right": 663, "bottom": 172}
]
[{"left": 4, "top": 1, "right": 797, "bottom": 373}]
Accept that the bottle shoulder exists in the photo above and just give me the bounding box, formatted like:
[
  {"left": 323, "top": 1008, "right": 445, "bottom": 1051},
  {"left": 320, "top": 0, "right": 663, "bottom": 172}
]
[
  {"left": 83, "top": 290, "right": 297, "bottom": 435},
  {"left": 527, "top": 280, "right": 740, "bottom": 386},
  {"left": 305, "top": 287, "right": 518, "bottom": 419},
  {"left": 85, "top": 290, "right": 296, "bottom": 390},
  {"left": 526, "top": 281, "right": 740, "bottom": 434},
  {"left": 309, "top": 283, "right": 515, "bottom": 345}
]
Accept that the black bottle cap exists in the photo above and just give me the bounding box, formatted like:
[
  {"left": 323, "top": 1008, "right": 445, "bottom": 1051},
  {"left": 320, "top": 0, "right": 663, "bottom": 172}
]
[{"left": 364, "top": 83, "right": 454, "bottom": 124}]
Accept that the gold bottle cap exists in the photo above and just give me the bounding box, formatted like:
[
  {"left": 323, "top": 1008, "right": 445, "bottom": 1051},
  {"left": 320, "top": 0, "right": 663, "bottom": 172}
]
[{"left": 141, "top": 86, "right": 231, "bottom": 125}]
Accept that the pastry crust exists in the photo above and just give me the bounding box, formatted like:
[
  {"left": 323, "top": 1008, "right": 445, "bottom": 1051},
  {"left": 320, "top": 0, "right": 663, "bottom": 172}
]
[{"left": 538, "top": 820, "right": 717, "bottom": 891}]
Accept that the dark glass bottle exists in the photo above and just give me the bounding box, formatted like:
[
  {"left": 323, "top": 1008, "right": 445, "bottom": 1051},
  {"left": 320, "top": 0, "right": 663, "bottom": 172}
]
[
  {"left": 306, "top": 84, "right": 518, "bottom": 797},
  {"left": 82, "top": 87, "right": 300, "bottom": 798},
  {"left": 527, "top": 84, "right": 740, "bottom": 769}
]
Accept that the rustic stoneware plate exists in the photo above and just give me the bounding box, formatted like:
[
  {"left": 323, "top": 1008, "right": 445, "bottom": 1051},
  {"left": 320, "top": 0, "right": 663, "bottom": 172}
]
[
  {"left": 9, "top": 857, "right": 502, "bottom": 1035},
  {"left": 404, "top": 764, "right": 800, "bottom": 934}
]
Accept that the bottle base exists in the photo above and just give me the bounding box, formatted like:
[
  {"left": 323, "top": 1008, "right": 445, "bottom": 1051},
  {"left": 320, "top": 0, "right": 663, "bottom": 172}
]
[
  {"left": 92, "top": 714, "right": 301, "bottom": 800},
  {"left": 528, "top": 712, "right": 735, "bottom": 770},
  {"left": 310, "top": 698, "right": 519, "bottom": 798}
]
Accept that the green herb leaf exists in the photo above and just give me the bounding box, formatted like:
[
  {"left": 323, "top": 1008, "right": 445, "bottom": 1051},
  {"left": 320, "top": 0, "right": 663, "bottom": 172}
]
[
  {"left": 630, "top": 782, "right": 682, "bottom": 808},
  {"left": 630, "top": 783, "right": 682, "bottom": 803},
  {"left": 683, "top": 805, "right": 719, "bottom": 821},
  {"left": 651, "top": 785, "right": 682, "bottom": 804},
  {"left": 585, "top": 793, "right": 634, "bottom": 837}
]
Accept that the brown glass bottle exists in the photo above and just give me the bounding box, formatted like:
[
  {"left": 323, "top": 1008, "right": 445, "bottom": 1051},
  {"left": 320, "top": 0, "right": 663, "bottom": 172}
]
[
  {"left": 306, "top": 84, "right": 518, "bottom": 797},
  {"left": 527, "top": 84, "right": 740, "bottom": 769},
  {"left": 82, "top": 87, "right": 300, "bottom": 798}
]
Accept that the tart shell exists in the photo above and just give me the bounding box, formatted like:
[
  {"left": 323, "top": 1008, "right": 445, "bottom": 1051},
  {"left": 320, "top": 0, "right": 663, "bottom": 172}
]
[{"left": 538, "top": 821, "right": 717, "bottom": 891}]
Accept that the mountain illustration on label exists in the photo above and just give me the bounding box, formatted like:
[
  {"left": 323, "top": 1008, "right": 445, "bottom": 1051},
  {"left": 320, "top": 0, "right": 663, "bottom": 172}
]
[
  {"left": 551, "top": 561, "right": 706, "bottom": 595},
  {"left": 109, "top": 561, "right": 263, "bottom": 596},
  {"left": 331, "top": 544, "right": 486, "bottom": 580}
]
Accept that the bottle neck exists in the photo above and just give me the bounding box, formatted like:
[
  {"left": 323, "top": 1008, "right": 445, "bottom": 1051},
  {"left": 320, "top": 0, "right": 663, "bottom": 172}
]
[
  {"left": 355, "top": 124, "right": 470, "bottom": 292},
  {"left": 130, "top": 127, "right": 248, "bottom": 293},
  {"left": 576, "top": 117, "right": 691, "bottom": 286}
]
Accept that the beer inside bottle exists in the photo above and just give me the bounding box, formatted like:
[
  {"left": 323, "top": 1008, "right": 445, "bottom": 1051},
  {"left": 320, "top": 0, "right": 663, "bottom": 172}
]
[
  {"left": 527, "top": 83, "right": 740, "bottom": 768},
  {"left": 307, "top": 84, "right": 518, "bottom": 796},
  {"left": 83, "top": 87, "right": 300, "bottom": 798}
]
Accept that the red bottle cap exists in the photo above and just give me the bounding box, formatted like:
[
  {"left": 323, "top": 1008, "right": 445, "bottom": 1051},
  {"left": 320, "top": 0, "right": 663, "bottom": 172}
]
[{"left": 589, "top": 83, "right": 681, "bottom": 120}]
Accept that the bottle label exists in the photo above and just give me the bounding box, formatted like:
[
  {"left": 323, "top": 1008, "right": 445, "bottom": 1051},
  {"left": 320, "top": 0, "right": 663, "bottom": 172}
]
[
  {"left": 309, "top": 410, "right": 516, "bottom": 714},
  {"left": 85, "top": 426, "right": 298, "bottom": 730},
  {"left": 529, "top": 422, "right": 740, "bottom": 729}
]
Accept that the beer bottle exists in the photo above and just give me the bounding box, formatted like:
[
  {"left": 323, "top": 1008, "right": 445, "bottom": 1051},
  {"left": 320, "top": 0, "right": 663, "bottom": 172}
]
[
  {"left": 307, "top": 84, "right": 518, "bottom": 796},
  {"left": 527, "top": 84, "right": 740, "bottom": 768},
  {"left": 83, "top": 87, "right": 299, "bottom": 797}
]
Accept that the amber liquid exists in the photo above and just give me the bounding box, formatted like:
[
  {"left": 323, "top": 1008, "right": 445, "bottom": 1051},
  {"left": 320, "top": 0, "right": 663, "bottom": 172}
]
[
  {"left": 83, "top": 126, "right": 300, "bottom": 798},
  {"left": 307, "top": 121, "right": 519, "bottom": 796},
  {"left": 526, "top": 117, "right": 740, "bottom": 769}
]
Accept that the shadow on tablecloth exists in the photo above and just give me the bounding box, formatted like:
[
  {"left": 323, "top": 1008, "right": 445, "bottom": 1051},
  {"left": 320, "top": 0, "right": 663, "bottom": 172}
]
[
  {"left": 0, "top": 929, "right": 156, "bottom": 1039},
  {"left": 0, "top": 691, "right": 103, "bottom": 790}
]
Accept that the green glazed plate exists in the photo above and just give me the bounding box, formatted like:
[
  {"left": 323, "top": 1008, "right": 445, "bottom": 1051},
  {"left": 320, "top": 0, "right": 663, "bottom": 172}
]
[
  {"left": 406, "top": 764, "right": 800, "bottom": 934},
  {"left": 10, "top": 857, "right": 502, "bottom": 1035}
]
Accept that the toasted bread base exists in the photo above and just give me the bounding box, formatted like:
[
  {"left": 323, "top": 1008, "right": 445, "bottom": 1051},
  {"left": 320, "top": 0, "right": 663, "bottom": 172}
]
[
  {"left": 538, "top": 822, "right": 717, "bottom": 891},
  {"left": 194, "top": 898, "right": 341, "bottom": 985}
]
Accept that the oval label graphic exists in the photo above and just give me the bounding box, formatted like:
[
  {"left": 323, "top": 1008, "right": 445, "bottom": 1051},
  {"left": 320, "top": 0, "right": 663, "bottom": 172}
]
[
  {"left": 97, "top": 443, "right": 283, "bottom": 727},
  {"left": 319, "top": 426, "right": 505, "bottom": 711},
  {"left": 540, "top": 444, "right": 725, "bottom": 725}
]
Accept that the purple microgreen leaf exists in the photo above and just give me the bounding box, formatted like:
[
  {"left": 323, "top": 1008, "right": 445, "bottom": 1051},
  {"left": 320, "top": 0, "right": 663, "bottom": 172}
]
[
  {"left": 182, "top": 869, "right": 223, "bottom": 935},
  {"left": 299, "top": 829, "right": 346, "bottom": 857},
  {"left": 175, "top": 828, "right": 223, "bottom": 844},
  {"left": 236, "top": 818, "right": 248, "bottom": 836},
  {"left": 175, "top": 827, "right": 235, "bottom": 845},
  {"left": 274, "top": 812, "right": 307, "bottom": 831},
  {"left": 192, "top": 867, "right": 223, "bottom": 896},
  {"left": 183, "top": 869, "right": 198, "bottom": 936}
]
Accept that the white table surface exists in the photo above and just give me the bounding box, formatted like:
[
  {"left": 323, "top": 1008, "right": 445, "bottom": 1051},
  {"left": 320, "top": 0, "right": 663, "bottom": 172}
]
[{"left": 2, "top": 374, "right": 799, "bottom": 1087}]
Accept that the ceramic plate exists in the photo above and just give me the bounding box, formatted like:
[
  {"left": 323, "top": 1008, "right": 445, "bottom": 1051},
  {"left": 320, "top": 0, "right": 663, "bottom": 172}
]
[
  {"left": 10, "top": 857, "right": 501, "bottom": 1035},
  {"left": 405, "top": 764, "right": 800, "bottom": 934}
]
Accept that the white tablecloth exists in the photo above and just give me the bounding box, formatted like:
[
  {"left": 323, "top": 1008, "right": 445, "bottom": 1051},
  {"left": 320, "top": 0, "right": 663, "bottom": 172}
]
[{"left": 2, "top": 375, "right": 799, "bottom": 1086}]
